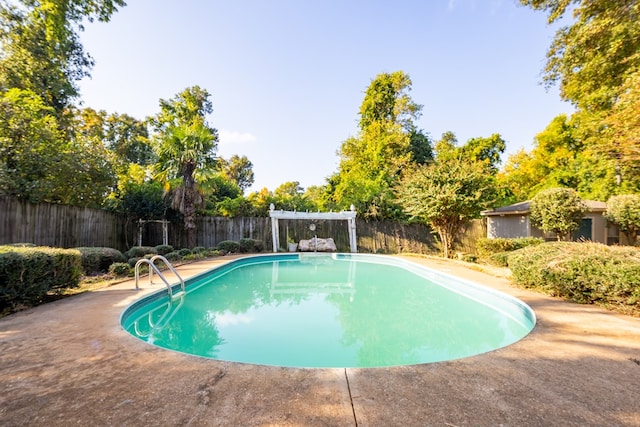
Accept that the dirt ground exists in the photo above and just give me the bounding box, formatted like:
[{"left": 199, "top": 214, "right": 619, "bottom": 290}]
[{"left": 1, "top": 255, "right": 639, "bottom": 426}]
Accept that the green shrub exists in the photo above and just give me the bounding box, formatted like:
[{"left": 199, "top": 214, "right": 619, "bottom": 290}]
[
  {"left": 192, "top": 246, "right": 206, "bottom": 254},
  {"left": 508, "top": 242, "right": 640, "bottom": 310},
  {"left": 476, "top": 237, "right": 544, "bottom": 256},
  {"left": 75, "top": 247, "right": 126, "bottom": 275},
  {"left": 238, "top": 238, "right": 264, "bottom": 253},
  {"left": 217, "top": 240, "right": 240, "bottom": 253},
  {"left": 461, "top": 254, "right": 478, "bottom": 263},
  {"left": 177, "top": 248, "right": 192, "bottom": 257},
  {"left": 0, "top": 246, "right": 82, "bottom": 311},
  {"left": 108, "top": 262, "right": 131, "bottom": 277},
  {"left": 127, "top": 257, "right": 142, "bottom": 268},
  {"left": 154, "top": 244, "right": 174, "bottom": 255},
  {"left": 488, "top": 251, "right": 511, "bottom": 267},
  {"left": 164, "top": 251, "right": 182, "bottom": 262},
  {"left": 124, "top": 246, "right": 157, "bottom": 259}
]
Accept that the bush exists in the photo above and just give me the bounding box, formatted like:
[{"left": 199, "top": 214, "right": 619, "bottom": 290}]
[
  {"left": 124, "top": 246, "right": 157, "bottom": 259},
  {"left": 461, "top": 254, "right": 478, "bottom": 263},
  {"left": 164, "top": 251, "right": 182, "bottom": 262},
  {"left": 192, "top": 246, "right": 207, "bottom": 254},
  {"left": 127, "top": 257, "right": 142, "bottom": 268},
  {"left": 177, "top": 248, "right": 192, "bottom": 257},
  {"left": 488, "top": 251, "right": 511, "bottom": 267},
  {"left": 154, "top": 244, "right": 174, "bottom": 255},
  {"left": 0, "top": 246, "right": 83, "bottom": 311},
  {"left": 476, "top": 237, "right": 544, "bottom": 256},
  {"left": 75, "top": 247, "right": 126, "bottom": 275},
  {"left": 108, "top": 262, "right": 131, "bottom": 277},
  {"left": 217, "top": 240, "right": 240, "bottom": 253},
  {"left": 239, "top": 238, "right": 264, "bottom": 253},
  {"left": 508, "top": 242, "right": 640, "bottom": 311}
]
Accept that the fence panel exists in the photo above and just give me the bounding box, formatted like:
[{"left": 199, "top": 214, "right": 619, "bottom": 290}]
[
  {"left": 1, "top": 197, "right": 485, "bottom": 255},
  {"left": 0, "top": 197, "right": 127, "bottom": 249}
]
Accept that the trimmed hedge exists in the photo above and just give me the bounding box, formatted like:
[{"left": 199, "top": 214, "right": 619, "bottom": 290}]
[
  {"left": 216, "top": 240, "right": 240, "bottom": 253},
  {"left": 0, "top": 246, "right": 83, "bottom": 311},
  {"left": 124, "top": 246, "right": 157, "bottom": 259},
  {"left": 75, "top": 247, "right": 126, "bottom": 275},
  {"left": 108, "top": 262, "right": 131, "bottom": 277},
  {"left": 476, "top": 237, "right": 545, "bottom": 256},
  {"left": 154, "top": 245, "right": 174, "bottom": 256},
  {"left": 508, "top": 242, "right": 640, "bottom": 311},
  {"left": 239, "top": 238, "right": 264, "bottom": 253}
]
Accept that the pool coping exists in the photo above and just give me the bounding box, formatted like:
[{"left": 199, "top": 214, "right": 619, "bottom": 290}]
[{"left": 1, "top": 254, "right": 639, "bottom": 426}]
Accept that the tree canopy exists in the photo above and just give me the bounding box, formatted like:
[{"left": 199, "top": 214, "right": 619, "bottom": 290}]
[{"left": 529, "top": 187, "right": 586, "bottom": 240}]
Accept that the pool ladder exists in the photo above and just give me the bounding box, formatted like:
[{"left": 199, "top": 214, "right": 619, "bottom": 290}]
[{"left": 134, "top": 255, "right": 185, "bottom": 300}]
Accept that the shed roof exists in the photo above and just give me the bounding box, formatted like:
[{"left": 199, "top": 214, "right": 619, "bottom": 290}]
[{"left": 481, "top": 200, "right": 607, "bottom": 216}]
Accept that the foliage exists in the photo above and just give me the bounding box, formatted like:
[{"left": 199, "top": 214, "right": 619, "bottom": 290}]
[
  {"left": 396, "top": 158, "right": 497, "bottom": 258},
  {"left": 106, "top": 179, "right": 167, "bottom": 219},
  {"left": 218, "top": 154, "right": 255, "bottom": 193},
  {"left": 0, "top": 0, "right": 126, "bottom": 124},
  {"left": 459, "top": 134, "right": 506, "bottom": 173},
  {"left": 163, "top": 251, "right": 182, "bottom": 262},
  {"left": 530, "top": 187, "right": 586, "bottom": 240},
  {"left": 239, "top": 238, "right": 264, "bottom": 253},
  {"left": 273, "top": 181, "right": 316, "bottom": 212},
  {"left": 508, "top": 242, "right": 640, "bottom": 313},
  {"left": 606, "top": 194, "right": 640, "bottom": 245},
  {"left": 0, "top": 88, "right": 63, "bottom": 201},
  {"left": 476, "top": 237, "right": 545, "bottom": 256},
  {"left": 154, "top": 244, "right": 174, "bottom": 255},
  {"left": 0, "top": 90, "right": 117, "bottom": 207},
  {"left": 332, "top": 71, "right": 429, "bottom": 220},
  {"left": 516, "top": 1, "right": 640, "bottom": 199},
  {"left": 216, "top": 240, "right": 240, "bottom": 254},
  {"left": 177, "top": 248, "right": 192, "bottom": 257},
  {"left": 520, "top": 0, "right": 640, "bottom": 112},
  {"left": 108, "top": 262, "right": 130, "bottom": 277},
  {"left": 0, "top": 245, "right": 82, "bottom": 312},
  {"left": 152, "top": 86, "right": 219, "bottom": 248},
  {"left": 124, "top": 246, "right": 157, "bottom": 259},
  {"left": 74, "top": 246, "right": 126, "bottom": 274}
]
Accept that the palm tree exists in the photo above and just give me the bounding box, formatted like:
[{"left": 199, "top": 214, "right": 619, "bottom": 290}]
[{"left": 155, "top": 122, "right": 217, "bottom": 248}]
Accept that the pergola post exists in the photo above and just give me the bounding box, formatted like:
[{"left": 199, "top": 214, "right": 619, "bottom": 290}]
[{"left": 270, "top": 204, "right": 279, "bottom": 252}]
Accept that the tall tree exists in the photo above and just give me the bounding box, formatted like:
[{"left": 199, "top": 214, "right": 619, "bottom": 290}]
[
  {"left": 396, "top": 159, "right": 497, "bottom": 258},
  {"left": 605, "top": 194, "right": 640, "bottom": 245},
  {"left": 155, "top": 122, "right": 217, "bottom": 248},
  {"left": 333, "top": 71, "right": 429, "bottom": 219},
  {"left": 152, "top": 86, "right": 218, "bottom": 248},
  {"left": 529, "top": 187, "right": 586, "bottom": 241},
  {"left": 218, "top": 154, "right": 254, "bottom": 193},
  {"left": 521, "top": 0, "right": 640, "bottom": 112},
  {"left": 0, "top": 0, "right": 126, "bottom": 125}
]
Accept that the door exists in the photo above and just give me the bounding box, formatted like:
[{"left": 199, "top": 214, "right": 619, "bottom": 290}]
[{"left": 573, "top": 218, "right": 593, "bottom": 241}]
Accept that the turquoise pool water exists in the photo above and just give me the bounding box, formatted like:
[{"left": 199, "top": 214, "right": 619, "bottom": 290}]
[{"left": 121, "top": 254, "right": 535, "bottom": 368}]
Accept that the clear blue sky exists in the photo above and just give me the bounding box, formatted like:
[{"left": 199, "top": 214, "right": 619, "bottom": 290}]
[{"left": 78, "top": 0, "right": 572, "bottom": 193}]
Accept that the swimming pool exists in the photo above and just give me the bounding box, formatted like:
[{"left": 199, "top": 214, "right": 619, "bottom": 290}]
[{"left": 121, "top": 254, "right": 535, "bottom": 368}]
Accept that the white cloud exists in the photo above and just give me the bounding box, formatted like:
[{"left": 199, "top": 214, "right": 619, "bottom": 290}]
[
  {"left": 218, "top": 129, "right": 257, "bottom": 145},
  {"left": 212, "top": 311, "right": 254, "bottom": 327}
]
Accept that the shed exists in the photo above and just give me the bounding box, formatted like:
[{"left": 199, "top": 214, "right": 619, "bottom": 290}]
[{"left": 480, "top": 200, "right": 619, "bottom": 244}]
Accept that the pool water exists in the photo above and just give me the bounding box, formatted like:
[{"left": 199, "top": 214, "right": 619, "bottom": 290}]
[{"left": 121, "top": 254, "right": 535, "bottom": 368}]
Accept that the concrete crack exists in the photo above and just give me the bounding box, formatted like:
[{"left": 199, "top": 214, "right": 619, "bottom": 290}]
[{"left": 344, "top": 368, "right": 358, "bottom": 427}]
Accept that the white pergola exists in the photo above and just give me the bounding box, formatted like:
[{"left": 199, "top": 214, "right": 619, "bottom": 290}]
[{"left": 268, "top": 204, "right": 357, "bottom": 253}]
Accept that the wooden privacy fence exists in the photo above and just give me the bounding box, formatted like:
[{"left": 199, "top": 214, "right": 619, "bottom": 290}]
[
  {"left": 0, "top": 197, "right": 485, "bottom": 254},
  {"left": 0, "top": 196, "right": 127, "bottom": 249}
]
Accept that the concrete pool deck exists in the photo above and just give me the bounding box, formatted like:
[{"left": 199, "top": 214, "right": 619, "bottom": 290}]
[{"left": 1, "top": 255, "right": 639, "bottom": 426}]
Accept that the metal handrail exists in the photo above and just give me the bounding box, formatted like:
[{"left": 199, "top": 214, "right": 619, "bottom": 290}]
[{"left": 134, "top": 256, "right": 185, "bottom": 299}]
